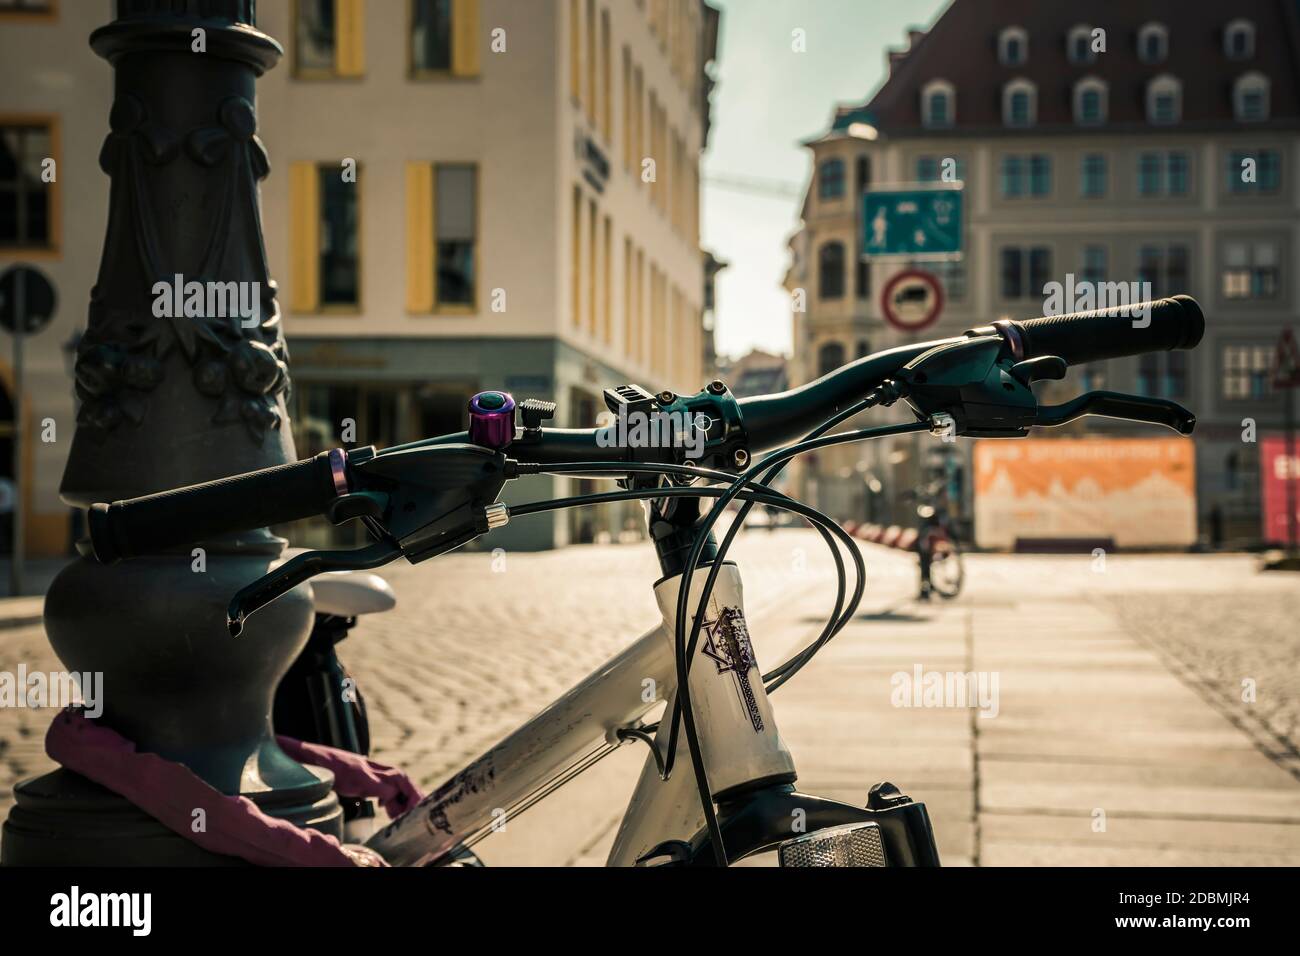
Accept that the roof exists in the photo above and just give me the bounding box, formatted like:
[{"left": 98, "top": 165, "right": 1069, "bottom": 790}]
[{"left": 816, "top": 0, "right": 1300, "bottom": 140}]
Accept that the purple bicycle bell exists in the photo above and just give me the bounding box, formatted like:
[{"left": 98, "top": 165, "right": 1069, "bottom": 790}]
[{"left": 467, "top": 390, "right": 517, "bottom": 450}]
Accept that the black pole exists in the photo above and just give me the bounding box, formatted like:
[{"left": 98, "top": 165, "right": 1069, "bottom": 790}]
[
  {"left": 9, "top": 272, "right": 23, "bottom": 597},
  {"left": 1286, "top": 379, "right": 1297, "bottom": 557},
  {"left": 2, "top": 1, "right": 341, "bottom": 865}
]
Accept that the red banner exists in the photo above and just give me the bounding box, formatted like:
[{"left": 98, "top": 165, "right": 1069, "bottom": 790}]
[{"left": 1261, "top": 435, "right": 1300, "bottom": 544}]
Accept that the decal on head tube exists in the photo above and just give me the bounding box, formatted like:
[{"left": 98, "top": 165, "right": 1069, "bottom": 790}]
[{"left": 700, "top": 607, "right": 765, "bottom": 733}]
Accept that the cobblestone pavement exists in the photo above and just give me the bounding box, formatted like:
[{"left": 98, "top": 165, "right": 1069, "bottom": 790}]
[
  {"left": 0, "top": 524, "right": 831, "bottom": 823},
  {"left": 1098, "top": 561, "right": 1300, "bottom": 767},
  {"left": 335, "top": 524, "right": 830, "bottom": 796},
  {"left": 969, "top": 554, "right": 1300, "bottom": 766},
  {"left": 3, "top": 543, "right": 1298, "bottom": 866}
]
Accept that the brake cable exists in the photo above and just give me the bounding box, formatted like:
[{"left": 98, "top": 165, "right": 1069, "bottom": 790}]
[
  {"left": 531, "top": 459, "right": 867, "bottom": 694},
  {"left": 687, "top": 391, "right": 886, "bottom": 691},
  {"left": 512, "top": 413, "right": 928, "bottom": 865},
  {"left": 538, "top": 460, "right": 855, "bottom": 677},
  {"left": 662, "top": 410, "right": 921, "bottom": 770},
  {"left": 660, "top": 418, "right": 931, "bottom": 864}
]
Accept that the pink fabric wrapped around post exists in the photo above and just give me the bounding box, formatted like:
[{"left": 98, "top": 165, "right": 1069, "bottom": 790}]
[{"left": 45, "top": 707, "right": 424, "bottom": 867}]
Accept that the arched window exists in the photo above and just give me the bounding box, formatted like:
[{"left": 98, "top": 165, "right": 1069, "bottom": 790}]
[
  {"left": 921, "top": 79, "right": 955, "bottom": 128},
  {"left": 1068, "top": 24, "right": 1096, "bottom": 64},
  {"left": 1233, "top": 72, "right": 1269, "bottom": 121},
  {"left": 998, "top": 26, "right": 1028, "bottom": 66},
  {"left": 1074, "top": 77, "right": 1107, "bottom": 125},
  {"left": 818, "top": 159, "right": 846, "bottom": 200},
  {"left": 1137, "top": 22, "right": 1168, "bottom": 64},
  {"left": 1146, "top": 75, "right": 1181, "bottom": 125},
  {"left": 817, "top": 341, "right": 846, "bottom": 378},
  {"left": 1224, "top": 19, "right": 1255, "bottom": 59},
  {"left": 1003, "top": 78, "right": 1036, "bottom": 127},
  {"left": 818, "top": 242, "right": 845, "bottom": 300}
]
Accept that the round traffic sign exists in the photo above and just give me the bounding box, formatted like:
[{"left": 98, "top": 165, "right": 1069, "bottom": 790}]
[
  {"left": 881, "top": 269, "right": 943, "bottom": 334},
  {"left": 0, "top": 265, "right": 57, "bottom": 336}
]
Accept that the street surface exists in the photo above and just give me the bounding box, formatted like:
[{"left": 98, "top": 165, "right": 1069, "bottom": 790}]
[{"left": 2, "top": 532, "right": 1298, "bottom": 865}]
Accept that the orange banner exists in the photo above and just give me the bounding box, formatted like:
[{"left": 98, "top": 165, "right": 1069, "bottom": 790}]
[{"left": 973, "top": 438, "right": 1196, "bottom": 549}]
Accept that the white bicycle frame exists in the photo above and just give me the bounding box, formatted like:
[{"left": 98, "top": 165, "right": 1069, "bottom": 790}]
[{"left": 366, "top": 560, "right": 798, "bottom": 867}]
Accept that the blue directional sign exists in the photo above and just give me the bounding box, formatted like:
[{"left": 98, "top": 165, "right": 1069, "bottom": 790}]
[{"left": 862, "top": 186, "right": 963, "bottom": 258}]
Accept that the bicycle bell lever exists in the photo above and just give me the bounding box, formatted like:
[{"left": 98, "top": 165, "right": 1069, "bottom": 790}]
[
  {"left": 1034, "top": 390, "right": 1196, "bottom": 435},
  {"left": 226, "top": 540, "right": 403, "bottom": 638}
]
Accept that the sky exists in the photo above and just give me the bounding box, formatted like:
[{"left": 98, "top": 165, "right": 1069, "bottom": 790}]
[{"left": 702, "top": 0, "right": 950, "bottom": 359}]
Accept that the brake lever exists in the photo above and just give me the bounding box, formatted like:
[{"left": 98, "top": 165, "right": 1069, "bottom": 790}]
[
  {"left": 227, "top": 540, "right": 403, "bottom": 637},
  {"left": 1035, "top": 390, "right": 1196, "bottom": 435}
]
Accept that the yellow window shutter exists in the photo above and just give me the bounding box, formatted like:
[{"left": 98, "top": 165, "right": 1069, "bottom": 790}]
[
  {"left": 406, "top": 162, "right": 435, "bottom": 313},
  {"left": 289, "top": 162, "right": 320, "bottom": 313},
  {"left": 569, "top": 0, "right": 580, "bottom": 100},
  {"left": 452, "top": 0, "right": 480, "bottom": 77},
  {"left": 335, "top": 0, "right": 366, "bottom": 77}
]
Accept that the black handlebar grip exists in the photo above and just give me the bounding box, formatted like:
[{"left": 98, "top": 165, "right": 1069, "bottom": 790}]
[
  {"left": 1008, "top": 295, "right": 1204, "bottom": 367},
  {"left": 87, "top": 451, "right": 343, "bottom": 564}
]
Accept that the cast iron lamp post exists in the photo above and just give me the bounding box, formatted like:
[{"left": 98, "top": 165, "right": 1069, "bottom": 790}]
[{"left": 1, "top": 0, "right": 341, "bottom": 864}]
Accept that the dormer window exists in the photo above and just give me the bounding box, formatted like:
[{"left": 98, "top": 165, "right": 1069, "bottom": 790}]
[
  {"left": 921, "top": 79, "right": 955, "bottom": 128},
  {"left": 1234, "top": 72, "right": 1270, "bottom": 121},
  {"left": 1068, "top": 25, "right": 1096, "bottom": 64},
  {"left": 1074, "top": 77, "right": 1107, "bottom": 125},
  {"left": 1137, "top": 23, "right": 1168, "bottom": 64},
  {"left": 1224, "top": 19, "right": 1255, "bottom": 59},
  {"left": 1003, "top": 78, "right": 1036, "bottom": 127},
  {"left": 999, "top": 26, "right": 1028, "bottom": 66},
  {"left": 1146, "top": 75, "right": 1182, "bottom": 125}
]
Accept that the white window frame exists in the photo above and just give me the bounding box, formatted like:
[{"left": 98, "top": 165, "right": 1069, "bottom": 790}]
[
  {"left": 1073, "top": 76, "right": 1107, "bottom": 125},
  {"left": 1003, "top": 78, "right": 1037, "bottom": 128},
  {"left": 1137, "top": 22, "right": 1168, "bottom": 64},
  {"left": 920, "top": 78, "right": 955, "bottom": 129},
  {"left": 1067, "top": 24, "right": 1096, "bottom": 64},
  {"left": 1146, "top": 74, "right": 1182, "bottom": 125},
  {"left": 1221, "top": 344, "right": 1274, "bottom": 400},
  {"left": 998, "top": 26, "right": 1028, "bottom": 66},
  {"left": 1003, "top": 79, "right": 1034, "bottom": 128},
  {"left": 1224, "top": 19, "right": 1255, "bottom": 60},
  {"left": 1233, "top": 71, "right": 1270, "bottom": 122},
  {"left": 1222, "top": 239, "right": 1280, "bottom": 300}
]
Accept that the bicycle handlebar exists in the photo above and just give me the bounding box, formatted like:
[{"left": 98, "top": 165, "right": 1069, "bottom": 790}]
[
  {"left": 715, "top": 294, "right": 1203, "bottom": 450},
  {"left": 991, "top": 294, "right": 1203, "bottom": 368},
  {"left": 87, "top": 297, "right": 1204, "bottom": 563},
  {"left": 87, "top": 452, "right": 344, "bottom": 564}
]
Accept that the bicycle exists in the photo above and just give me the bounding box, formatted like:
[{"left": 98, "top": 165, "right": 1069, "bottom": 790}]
[
  {"left": 905, "top": 479, "right": 964, "bottom": 601},
  {"left": 85, "top": 296, "right": 1204, "bottom": 866}
]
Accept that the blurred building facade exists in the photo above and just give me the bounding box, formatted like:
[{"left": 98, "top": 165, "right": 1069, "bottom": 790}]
[
  {"left": 714, "top": 348, "right": 788, "bottom": 399},
  {"left": 787, "top": 0, "right": 1300, "bottom": 547},
  {"left": 0, "top": 0, "right": 720, "bottom": 553}
]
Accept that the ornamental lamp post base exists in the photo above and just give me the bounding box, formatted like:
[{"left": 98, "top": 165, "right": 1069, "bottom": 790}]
[{"left": 0, "top": 2, "right": 340, "bottom": 865}]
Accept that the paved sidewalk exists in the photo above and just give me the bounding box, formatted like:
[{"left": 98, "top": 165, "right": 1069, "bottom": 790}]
[
  {"left": 2, "top": 537, "right": 1298, "bottom": 865},
  {"left": 476, "top": 548, "right": 1300, "bottom": 866},
  {"left": 0, "top": 527, "right": 824, "bottom": 825}
]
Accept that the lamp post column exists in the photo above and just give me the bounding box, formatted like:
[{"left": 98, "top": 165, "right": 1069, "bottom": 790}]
[{"left": 1, "top": 0, "right": 341, "bottom": 865}]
